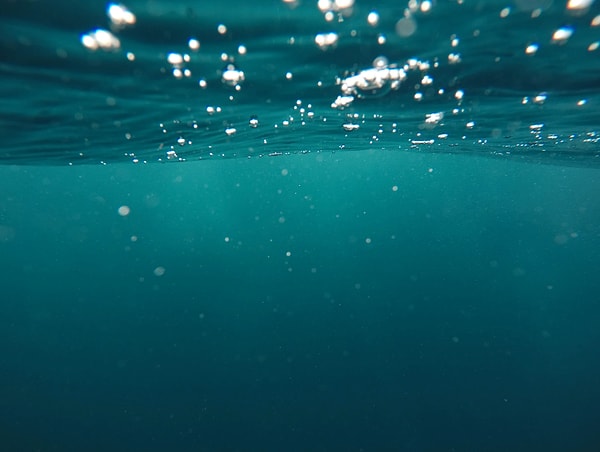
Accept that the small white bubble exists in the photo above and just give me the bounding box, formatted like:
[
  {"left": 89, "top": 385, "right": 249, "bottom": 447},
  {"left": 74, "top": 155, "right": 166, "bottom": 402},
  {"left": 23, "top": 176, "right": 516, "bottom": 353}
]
[
  {"left": 118, "top": 205, "right": 130, "bottom": 216},
  {"left": 217, "top": 24, "right": 227, "bottom": 35},
  {"left": 525, "top": 43, "right": 539, "bottom": 54},
  {"left": 167, "top": 52, "right": 184, "bottom": 65},
  {"left": 367, "top": 11, "right": 380, "bottom": 26},
  {"left": 153, "top": 266, "right": 166, "bottom": 277}
]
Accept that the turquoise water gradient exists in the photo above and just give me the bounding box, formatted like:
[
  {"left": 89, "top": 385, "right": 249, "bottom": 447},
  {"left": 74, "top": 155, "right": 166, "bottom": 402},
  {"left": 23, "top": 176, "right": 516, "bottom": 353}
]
[
  {"left": 1, "top": 151, "right": 600, "bottom": 450},
  {"left": 2, "top": 0, "right": 600, "bottom": 450}
]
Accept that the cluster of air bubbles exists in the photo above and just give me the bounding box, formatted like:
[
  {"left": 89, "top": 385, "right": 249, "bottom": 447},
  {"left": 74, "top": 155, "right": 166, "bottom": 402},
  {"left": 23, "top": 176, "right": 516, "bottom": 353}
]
[
  {"left": 167, "top": 52, "right": 192, "bottom": 79},
  {"left": 315, "top": 32, "right": 339, "bottom": 50},
  {"left": 332, "top": 56, "right": 442, "bottom": 109},
  {"left": 221, "top": 63, "right": 245, "bottom": 89},
  {"left": 81, "top": 3, "right": 135, "bottom": 51},
  {"left": 318, "top": 0, "right": 355, "bottom": 21},
  {"left": 81, "top": 29, "right": 121, "bottom": 51}
]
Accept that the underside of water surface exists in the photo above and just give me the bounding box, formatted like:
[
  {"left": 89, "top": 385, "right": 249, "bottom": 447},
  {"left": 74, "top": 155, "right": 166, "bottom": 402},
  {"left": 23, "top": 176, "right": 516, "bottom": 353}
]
[{"left": 1, "top": 0, "right": 599, "bottom": 165}]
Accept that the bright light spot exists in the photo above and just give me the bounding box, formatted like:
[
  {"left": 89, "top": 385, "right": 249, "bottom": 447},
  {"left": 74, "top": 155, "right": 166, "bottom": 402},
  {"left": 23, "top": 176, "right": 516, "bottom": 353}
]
[
  {"left": 107, "top": 3, "right": 136, "bottom": 27},
  {"left": 533, "top": 93, "right": 547, "bottom": 104},
  {"left": 126, "top": 52, "right": 135, "bottom": 61},
  {"left": 225, "top": 127, "right": 237, "bottom": 136},
  {"left": 448, "top": 53, "right": 461, "bottom": 64},
  {"left": 567, "top": 0, "right": 595, "bottom": 10},
  {"left": 577, "top": 99, "right": 587, "bottom": 106},
  {"left": 238, "top": 44, "right": 247, "bottom": 55},
  {"left": 336, "top": 0, "right": 355, "bottom": 8},
  {"left": 589, "top": 41, "right": 599, "bottom": 51},
  {"left": 221, "top": 64, "right": 245, "bottom": 86},
  {"left": 525, "top": 43, "right": 539, "bottom": 54},
  {"left": 315, "top": 32, "right": 339, "bottom": 49},
  {"left": 377, "top": 34, "right": 387, "bottom": 45},
  {"left": 318, "top": 0, "right": 332, "bottom": 12},
  {"left": 592, "top": 15, "right": 600, "bottom": 26},
  {"left": 420, "top": 1, "right": 432, "bottom": 13},
  {"left": 153, "top": 266, "right": 166, "bottom": 277},
  {"left": 367, "top": 11, "right": 380, "bottom": 26},
  {"left": 167, "top": 53, "right": 184, "bottom": 65},
  {"left": 552, "top": 27, "right": 573, "bottom": 43},
  {"left": 188, "top": 38, "right": 200, "bottom": 51},
  {"left": 118, "top": 205, "right": 130, "bottom": 216},
  {"left": 285, "top": 72, "right": 293, "bottom": 80},
  {"left": 217, "top": 24, "right": 227, "bottom": 35},
  {"left": 319, "top": 0, "right": 355, "bottom": 12},
  {"left": 500, "top": 7, "right": 511, "bottom": 17},
  {"left": 331, "top": 95, "right": 355, "bottom": 109},
  {"left": 199, "top": 79, "right": 207, "bottom": 88},
  {"left": 81, "top": 29, "right": 120, "bottom": 51},
  {"left": 338, "top": 65, "right": 406, "bottom": 101},
  {"left": 342, "top": 123, "right": 360, "bottom": 131},
  {"left": 373, "top": 56, "right": 388, "bottom": 68},
  {"left": 466, "top": 121, "right": 475, "bottom": 129},
  {"left": 425, "top": 112, "right": 444, "bottom": 124}
]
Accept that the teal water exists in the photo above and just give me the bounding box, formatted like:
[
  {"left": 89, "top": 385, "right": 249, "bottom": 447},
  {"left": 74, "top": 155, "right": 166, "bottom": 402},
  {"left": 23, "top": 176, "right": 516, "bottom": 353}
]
[{"left": 2, "top": 1, "right": 600, "bottom": 451}]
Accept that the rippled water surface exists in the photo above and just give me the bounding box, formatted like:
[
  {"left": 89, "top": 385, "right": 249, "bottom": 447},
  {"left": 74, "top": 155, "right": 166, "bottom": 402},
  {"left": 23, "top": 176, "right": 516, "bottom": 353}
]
[{"left": 2, "top": 0, "right": 599, "bottom": 164}]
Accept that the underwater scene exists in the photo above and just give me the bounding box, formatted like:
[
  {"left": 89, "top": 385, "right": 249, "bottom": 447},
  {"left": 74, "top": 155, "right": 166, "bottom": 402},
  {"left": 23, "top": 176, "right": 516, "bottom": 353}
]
[{"left": 1, "top": 0, "right": 600, "bottom": 450}]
